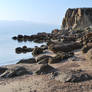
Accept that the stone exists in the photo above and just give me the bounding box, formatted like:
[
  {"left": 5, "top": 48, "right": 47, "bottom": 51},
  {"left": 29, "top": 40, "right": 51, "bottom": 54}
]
[
  {"left": 49, "top": 42, "right": 82, "bottom": 53},
  {"left": 17, "top": 58, "right": 36, "bottom": 64},
  {"left": 0, "top": 67, "right": 8, "bottom": 75},
  {"left": 82, "top": 43, "right": 92, "bottom": 53},
  {"left": 1, "top": 66, "right": 30, "bottom": 78},
  {"left": 35, "top": 64, "right": 56, "bottom": 75},
  {"left": 55, "top": 70, "right": 92, "bottom": 83},
  {"left": 15, "top": 46, "right": 33, "bottom": 54},
  {"left": 32, "top": 47, "right": 43, "bottom": 56},
  {"left": 49, "top": 52, "right": 74, "bottom": 64},
  {"left": 15, "top": 47, "right": 23, "bottom": 54}
]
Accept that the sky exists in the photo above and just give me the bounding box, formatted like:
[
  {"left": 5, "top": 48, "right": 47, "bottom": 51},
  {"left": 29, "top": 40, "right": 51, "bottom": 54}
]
[{"left": 0, "top": 0, "right": 92, "bottom": 25}]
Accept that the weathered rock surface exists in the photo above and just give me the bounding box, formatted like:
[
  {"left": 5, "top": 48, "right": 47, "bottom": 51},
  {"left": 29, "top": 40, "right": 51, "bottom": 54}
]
[
  {"left": 35, "top": 64, "right": 56, "bottom": 75},
  {"left": 82, "top": 43, "right": 92, "bottom": 53},
  {"left": 62, "top": 8, "right": 92, "bottom": 30},
  {"left": 49, "top": 52, "right": 74, "bottom": 64},
  {"left": 32, "top": 46, "right": 44, "bottom": 56},
  {"left": 17, "top": 58, "right": 36, "bottom": 64},
  {"left": 87, "top": 49, "right": 92, "bottom": 62},
  {"left": 15, "top": 46, "right": 33, "bottom": 54},
  {"left": 0, "top": 66, "right": 30, "bottom": 78},
  {"left": 55, "top": 70, "right": 92, "bottom": 83},
  {"left": 49, "top": 42, "right": 82, "bottom": 52},
  {"left": 36, "top": 55, "right": 52, "bottom": 64}
]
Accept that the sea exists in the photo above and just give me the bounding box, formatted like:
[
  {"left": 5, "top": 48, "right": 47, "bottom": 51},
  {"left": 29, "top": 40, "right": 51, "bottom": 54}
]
[{"left": 0, "top": 21, "right": 59, "bottom": 66}]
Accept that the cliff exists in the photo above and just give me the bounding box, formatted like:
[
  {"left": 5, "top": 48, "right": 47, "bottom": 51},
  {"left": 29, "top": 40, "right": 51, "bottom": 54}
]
[{"left": 61, "top": 8, "right": 92, "bottom": 30}]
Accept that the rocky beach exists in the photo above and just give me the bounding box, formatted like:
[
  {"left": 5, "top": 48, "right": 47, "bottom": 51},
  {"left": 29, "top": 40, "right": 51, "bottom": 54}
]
[{"left": 1, "top": 8, "right": 92, "bottom": 92}]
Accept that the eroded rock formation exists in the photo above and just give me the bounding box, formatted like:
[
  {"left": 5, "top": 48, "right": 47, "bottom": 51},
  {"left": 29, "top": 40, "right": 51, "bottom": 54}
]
[{"left": 62, "top": 8, "right": 92, "bottom": 30}]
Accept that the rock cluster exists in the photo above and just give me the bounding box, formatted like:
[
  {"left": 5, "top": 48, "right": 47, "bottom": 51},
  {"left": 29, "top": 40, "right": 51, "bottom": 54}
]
[
  {"left": 16, "top": 46, "right": 33, "bottom": 54},
  {"left": 9, "top": 8, "right": 92, "bottom": 84}
]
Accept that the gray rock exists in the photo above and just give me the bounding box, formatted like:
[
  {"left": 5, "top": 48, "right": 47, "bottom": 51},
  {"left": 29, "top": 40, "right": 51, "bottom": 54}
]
[
  {"left": 17, "top": 58, "right": 36, "bottom": 64},
  {"left": 32, "top": 47, "right": 43, "bottom": 56},
  {"left": 55, "top": 70, "right": 92, "bottom": 83},
  {"left": 0, "top": 66, "right": 30, "bottom": 78},
  {"left": 35, "top": 64, "right": 56, "bottom": 75}
]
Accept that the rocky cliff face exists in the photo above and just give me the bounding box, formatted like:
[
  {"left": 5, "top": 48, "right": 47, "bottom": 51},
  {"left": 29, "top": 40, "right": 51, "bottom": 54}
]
[{"left": 62, "top": 8, "right": 92, "bottom": 30}]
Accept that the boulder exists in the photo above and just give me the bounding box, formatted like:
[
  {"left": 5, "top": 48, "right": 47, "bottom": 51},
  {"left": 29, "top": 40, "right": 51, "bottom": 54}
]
[
  {"left": 15, "top": 46, "right": 33, "bottom": 54},
  {"left": 55, "top": 70, "right": 92, "bottom": 83},
  {"left": 0, "top": 67, "right": 8, "bottom": 75},
  {"left": 12, "top": 36, "right": 17, "bottom": 40},
  {"left": 15, "top": 47, "right": 23, "bottom": 54},
  {"left": 0, "top": 66, "right": 30, "bottom": 78},
  {"left": 35, "top": 64, "right": 56, "bottom": 75},
  {"left": 49, "top": 52, "right": 74, "bottom": 64},
  {"left": 49, "top": 42, "right": 82, "bottom": 53},
  {"left": 17, "top": 58, "right": 36, "bottom": 64},
  {"left": 32, "top": 47, "right": 43, "bottom": 56},
  {"left": 36, "top": 55, "right": 52, "bottom": 64},
  {"left": 82, "top": 43, "right": 92, "bottom": 53}
]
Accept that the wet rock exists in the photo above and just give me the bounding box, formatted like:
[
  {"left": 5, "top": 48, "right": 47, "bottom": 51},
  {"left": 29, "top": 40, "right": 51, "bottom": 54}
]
[
  {"left": 49, "top": 42, "right": 82, "bottom": 53},
  {"left": 17, "top": 35, "right": 24, "bottom": 42},
  {"left": 32, "top": 46, "right": 43, "bottom": 56},
  {"left": 0, "top": 66, "right": 30, "bottom": 78},
  {"left": 17, "top": 58, "right": 36, "bottom": 64},
  {"left": 15, "top": 46, "right": 33, "bottom": 54},
  {"left": 55, "top": 70, "right": 92, "bottom": 83},
  {"left": 15, "top": 47, "right": 23, "bottom": 54},
  {"left": 12, "top": 36, "right": 17, "bottom": 40},
  {"left": 35, "top": 64, "right": 56, "bottom": 75},
  {"left": 49, "top": 52, "right": 74, "bottom": 64}
]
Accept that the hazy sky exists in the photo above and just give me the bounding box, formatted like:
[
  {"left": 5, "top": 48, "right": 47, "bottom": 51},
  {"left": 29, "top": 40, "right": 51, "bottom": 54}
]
[{"left": 0, "top": 0, "right": 92, "bottom": 25}]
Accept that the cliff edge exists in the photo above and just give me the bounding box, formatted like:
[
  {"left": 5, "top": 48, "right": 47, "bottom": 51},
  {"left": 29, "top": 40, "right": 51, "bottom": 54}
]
[{"left": 62, "top": 8, "right": 92, "bottom": 30}]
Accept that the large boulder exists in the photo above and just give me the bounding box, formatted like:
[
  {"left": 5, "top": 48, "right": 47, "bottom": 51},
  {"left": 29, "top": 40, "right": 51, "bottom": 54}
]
[
  {"left": 49, "top": 52, "right": 74, "bottom": 64},
  {"left": 17, "top": 58, "right": 36, "bottom": 64},
  {"left": 35, "top": 64, "right": 56, "bottom": 75},
  {"left": 49, "top": 42, "right": 82, "bottom": 53},
  {"left": 32, "top": 46, "right": 43, "bottom": 56},
  {"left": 36, "top": 55, "right": 52, "bottom": 64},
  {"left": 55, "top": 70, "right": 92, "bottom": 83},
  {"left": 0, "top": 67, "right": 8, "bottom": 75},
  {"left": 0, "top": 66, "right": 30, "bottom": 78},
  {"left": 15, "top": 46, "right": 33, "bottom": 54}
]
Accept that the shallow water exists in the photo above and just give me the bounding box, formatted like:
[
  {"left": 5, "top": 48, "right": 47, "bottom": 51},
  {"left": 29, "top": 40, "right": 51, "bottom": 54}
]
[{"left": 0, "top": 21, "right": 59, "bottom": 66}]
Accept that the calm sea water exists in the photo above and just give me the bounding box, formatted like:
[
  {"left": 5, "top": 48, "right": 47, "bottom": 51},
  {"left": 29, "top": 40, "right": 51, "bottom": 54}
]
[{"left": 0, "top": 21, "right": 59, "bottom": 66}]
